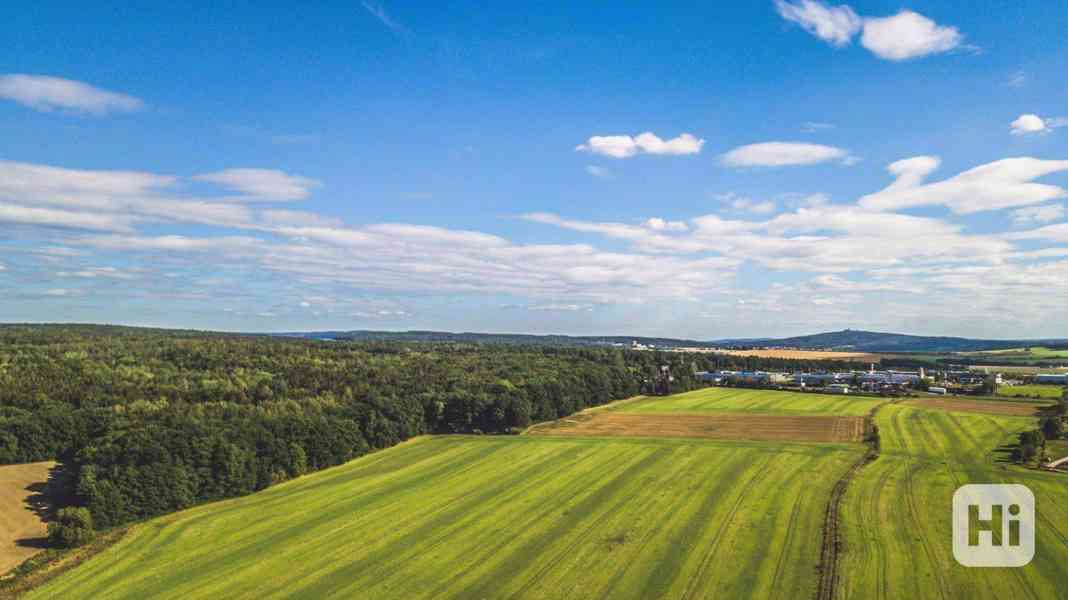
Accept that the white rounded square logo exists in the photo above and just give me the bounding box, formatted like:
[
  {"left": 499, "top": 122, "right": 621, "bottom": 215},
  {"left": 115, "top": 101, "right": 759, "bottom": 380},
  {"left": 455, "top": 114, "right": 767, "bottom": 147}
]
[{"left": 953, "top": 484, "right": 1035, "bottom": 567}]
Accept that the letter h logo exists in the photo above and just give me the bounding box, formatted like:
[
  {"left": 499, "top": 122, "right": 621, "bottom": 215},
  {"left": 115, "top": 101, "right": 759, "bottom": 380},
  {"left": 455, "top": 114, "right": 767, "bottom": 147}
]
[{"left": 953, "top": 484, "right": 1034, "bottom": 567}]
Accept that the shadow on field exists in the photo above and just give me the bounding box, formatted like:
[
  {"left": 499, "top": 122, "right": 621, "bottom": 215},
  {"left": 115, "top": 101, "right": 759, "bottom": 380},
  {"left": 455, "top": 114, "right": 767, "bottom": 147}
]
[{"left": 14, "top": 464, "right": 71, "bottom": 550}]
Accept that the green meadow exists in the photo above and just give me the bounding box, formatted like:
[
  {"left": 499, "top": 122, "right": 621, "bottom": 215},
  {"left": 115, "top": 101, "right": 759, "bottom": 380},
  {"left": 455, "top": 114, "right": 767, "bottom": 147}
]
[
  {"left": 839, "top": 404, "right": 1068, "bottom": 599},
  {"left": 614, "top": 387, "right": 884, "bottom": 416},
  {"left": 999, "top": 384, "right": 1065, "bottom": 400},
  {"left": 23, "top": 388, "right": 1068, "bottom": 600},
  {"left": 29, "top": 435, "right": 862, "bottom": 600}
]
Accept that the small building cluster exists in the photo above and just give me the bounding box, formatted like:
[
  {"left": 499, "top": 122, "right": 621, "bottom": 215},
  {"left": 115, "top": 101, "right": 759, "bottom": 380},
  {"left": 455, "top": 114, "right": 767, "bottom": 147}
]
[{"left": 1035, "top": 373, "right": 1068, "bottom": 385}]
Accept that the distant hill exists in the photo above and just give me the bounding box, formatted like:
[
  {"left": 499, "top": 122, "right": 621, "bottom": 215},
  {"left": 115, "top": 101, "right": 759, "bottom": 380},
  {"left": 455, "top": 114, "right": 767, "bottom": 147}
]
[
  {"left": 711, "top": 329, "right": 1068, "bottom": 353},
  {"left": 279, "top": 328, "right": 1068, "bottom": 353}
]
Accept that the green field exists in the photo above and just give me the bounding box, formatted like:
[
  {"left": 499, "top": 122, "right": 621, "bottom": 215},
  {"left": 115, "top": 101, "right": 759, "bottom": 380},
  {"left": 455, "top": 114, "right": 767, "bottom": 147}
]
[
  {"left": 613, "top": 387, "right": 884, "bottom": 416},
  {"left": 965, "top": 347, "right": 1068, "bottom": 365},
  {"left": 839, "top": 404, "right": 1068, "bottom": 599},
  {"left": 999, "top": 384, "right": 1066, "bottom": 400},
  {"left": 29, "top": 435, "right": 862, "bottom": 600}
]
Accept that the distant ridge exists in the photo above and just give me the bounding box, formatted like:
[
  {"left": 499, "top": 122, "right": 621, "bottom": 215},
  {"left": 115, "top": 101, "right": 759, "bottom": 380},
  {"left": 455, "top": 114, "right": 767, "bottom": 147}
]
[
  {"left": 709, "top": 329, "right": 1068, "bottom": 353},
  {"left": 280, "top": 328, "right": 1068, "bottom": 353}
]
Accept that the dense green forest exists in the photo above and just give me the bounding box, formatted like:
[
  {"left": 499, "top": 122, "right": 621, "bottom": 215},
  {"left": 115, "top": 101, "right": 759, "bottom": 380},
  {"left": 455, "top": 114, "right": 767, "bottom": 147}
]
[{"left": 0, "top": 324, "right": 861, "bottom": 529}]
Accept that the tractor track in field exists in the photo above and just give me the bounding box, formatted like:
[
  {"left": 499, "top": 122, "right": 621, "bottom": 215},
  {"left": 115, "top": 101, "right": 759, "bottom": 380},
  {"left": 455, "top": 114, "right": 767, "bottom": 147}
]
[{"left": 813, "top": 401, "right": 888, "bottom": 600}]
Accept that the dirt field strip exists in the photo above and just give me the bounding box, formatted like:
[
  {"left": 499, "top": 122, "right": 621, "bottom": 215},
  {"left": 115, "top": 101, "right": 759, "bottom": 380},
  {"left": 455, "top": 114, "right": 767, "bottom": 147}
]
[
  {"left": 528, "top": 412, "right": 866, "bottom": 443},
  {"left": 814, "top": 402, "right": 886, "bottom": 600},
  {"left": 0, "top": 462, "right": 55, "bottom": 576},
  {"left": 901, "top": 397, "right": 1052, "bottom": 416}
]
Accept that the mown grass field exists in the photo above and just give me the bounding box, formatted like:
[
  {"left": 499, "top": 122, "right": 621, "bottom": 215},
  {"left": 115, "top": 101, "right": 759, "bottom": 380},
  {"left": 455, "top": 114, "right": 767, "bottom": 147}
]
[
  {"left": 839, "top": 404, "right": 1068, "bottom": 600},
  {"left": 998, "top": 384, "right": 1065, "bottom": 400},
  {"left": 29, "top": 435, "right": 862, "bottom": 600},
  {"left": 614, "top": 387, "right": 884, "bottom": 416},
  {"left": 0, "top": 461, "right": 54, "bottom": 575}
]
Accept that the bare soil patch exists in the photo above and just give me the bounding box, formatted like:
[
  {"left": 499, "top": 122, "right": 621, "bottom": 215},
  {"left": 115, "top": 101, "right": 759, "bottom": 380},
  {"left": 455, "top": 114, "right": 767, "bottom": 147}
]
[
  {"left": 902, "top": 398, "right": 1051, "bottom": 417},
  {"left": 528, "top": 412, "right": 865, "bottom": 442},
  {"left": 0, "top": 462, "right": 55, "bottom": 575}
]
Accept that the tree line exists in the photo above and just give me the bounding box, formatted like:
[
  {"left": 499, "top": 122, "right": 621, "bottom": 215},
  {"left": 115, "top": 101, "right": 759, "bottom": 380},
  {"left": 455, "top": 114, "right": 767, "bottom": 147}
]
[{"left": 0, "top": 325, "right": 865, "bottom": 532}]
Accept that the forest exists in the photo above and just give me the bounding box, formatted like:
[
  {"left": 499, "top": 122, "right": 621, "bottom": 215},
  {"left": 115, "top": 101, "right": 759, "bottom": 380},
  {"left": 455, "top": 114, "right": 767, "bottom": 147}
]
[{"left": 0, "top": 324, "right": 861, "bottom": 529}]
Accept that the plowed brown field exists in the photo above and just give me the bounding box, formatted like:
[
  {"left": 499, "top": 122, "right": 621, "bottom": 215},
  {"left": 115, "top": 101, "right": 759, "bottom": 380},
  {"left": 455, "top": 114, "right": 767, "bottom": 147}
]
[{"left": 901, "top": 397, "right": 1051, "bottom": 416}]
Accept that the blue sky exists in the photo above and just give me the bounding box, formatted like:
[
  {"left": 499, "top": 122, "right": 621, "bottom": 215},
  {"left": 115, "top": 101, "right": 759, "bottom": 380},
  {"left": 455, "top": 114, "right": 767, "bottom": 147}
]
[{"left": 1, "top": 1, "right": 1067, "bottom": 338}]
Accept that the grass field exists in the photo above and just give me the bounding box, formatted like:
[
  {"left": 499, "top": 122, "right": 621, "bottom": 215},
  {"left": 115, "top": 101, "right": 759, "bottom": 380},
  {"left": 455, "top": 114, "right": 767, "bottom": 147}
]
[
  {"left": 963, "top": 347, "right": 1068, "bottom": 365},
  {"left": 998, "top": 384, "right": 1066, "bottom": 400},
  {"left": 614, "top": 387, "right": 884, "bottom": 416},
  {"left": 839, "top": 404, "right": 1068, "bottom": 599},
  {"left": 28, "top": 436, "right": 862, "bottom": 600},
  {"left": 0, "top": 462, "right": 54, "bottom": 575},
  {"left": 529, "top": 412, "right": 867, "bottom": 442}
]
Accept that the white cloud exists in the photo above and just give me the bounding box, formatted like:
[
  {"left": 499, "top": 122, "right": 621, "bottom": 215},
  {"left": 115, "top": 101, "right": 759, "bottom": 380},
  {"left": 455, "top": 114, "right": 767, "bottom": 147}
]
[
  {"left": 528, "top": 303, "right": 592, "bottom": 312},
  {"left": 56, "top": 267, "right": 137, "bottom": 280},
  {"left": 0, "top": 202, "right": 135, "bottom": 232},
  {"left": 1007, "top": 71, "right": 1027, "bottom": 88},
  {"left": 774, "top": 0, "right": 861, "bottom": 47},
  {"left": 1011, "top": 114, "right": 1047, "bottom": 135},
  {"left": 260, "top": 209, "right": 343, "bottom": 228},
  {"left": 859, "top": 156, "right": 1068, "bottom": 214},
  {"left": 361, "top": 1, "right": 409, "bottom": 36},
  {"left": 860, "top": 10, "right": 964, "bottom": 61},
  {"left": 0, "top": 74, "right": 144, "bottom": 115},
  {"left": 75, "top": 235, "right": 263, "bottom": 253},
  {"left": 194, "top": 169, "right": 320, "bottom": 201},
  {"left": 1010, "top": 114, "right": 1068, "bottom": 136},
  {"left": 585, "top": 165, "right": 611, "bottom": 178},
  {"left": 1012, "top": 204, "right": 1065, "bottom": 225},
  {"left": 720, "top": 142, "right": 852, "bottom": 167},
  {"left": 644, "top": 217, "right": 689, "bottom": 231},
  {"left": 715, "top": 192, "right": 777, "bottom": 214},
  {"left": 775, "top": 4, "right": 968, "bottom": 62},
  {"left": 576, "top": 132, "right": 704, "bottom": 158},
  {"left": 733, "top": 197, "right": 776, "bottom": 214}
]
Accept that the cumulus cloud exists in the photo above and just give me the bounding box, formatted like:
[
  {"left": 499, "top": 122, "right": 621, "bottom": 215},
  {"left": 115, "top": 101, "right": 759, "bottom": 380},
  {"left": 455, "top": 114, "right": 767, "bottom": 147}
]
[
  {"left": 860, "top": 10, "right": 964, "bottom": 61},
  {"left": 576, "top": 132, "right": 704, "bottom": 158},
  {"left": 774, "top": 0, "right": 861, "bottom": 47},
  {"left": 194, "top": 168, "right": 320, "bottom": 201},
  {"left": 775, "top": 3, "right": 967, "bottom": 61},
  {"left": 859, "top": 156, "right": 1068, "bottom": 214},
  {"left": 0, "top": 74, "right": 144, "bottom": 115},
  {"left": 10, "top": 148, "right": 1068, "bottom": 334},
  {"left": 720, "top": 142, "right": 853, "bottom": 167},
  {"left": 1010, "top": 114, "right": 1068, "bottom": 136}
]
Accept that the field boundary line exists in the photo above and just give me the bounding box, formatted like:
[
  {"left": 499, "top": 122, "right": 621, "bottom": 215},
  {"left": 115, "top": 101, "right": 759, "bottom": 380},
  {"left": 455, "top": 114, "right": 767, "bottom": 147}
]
[
  {"left": 814, "top": 400, "right": 889, "bottom": 600},
  {"left": 520, "top": 395, "right": 648, "bottom": 435}
]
